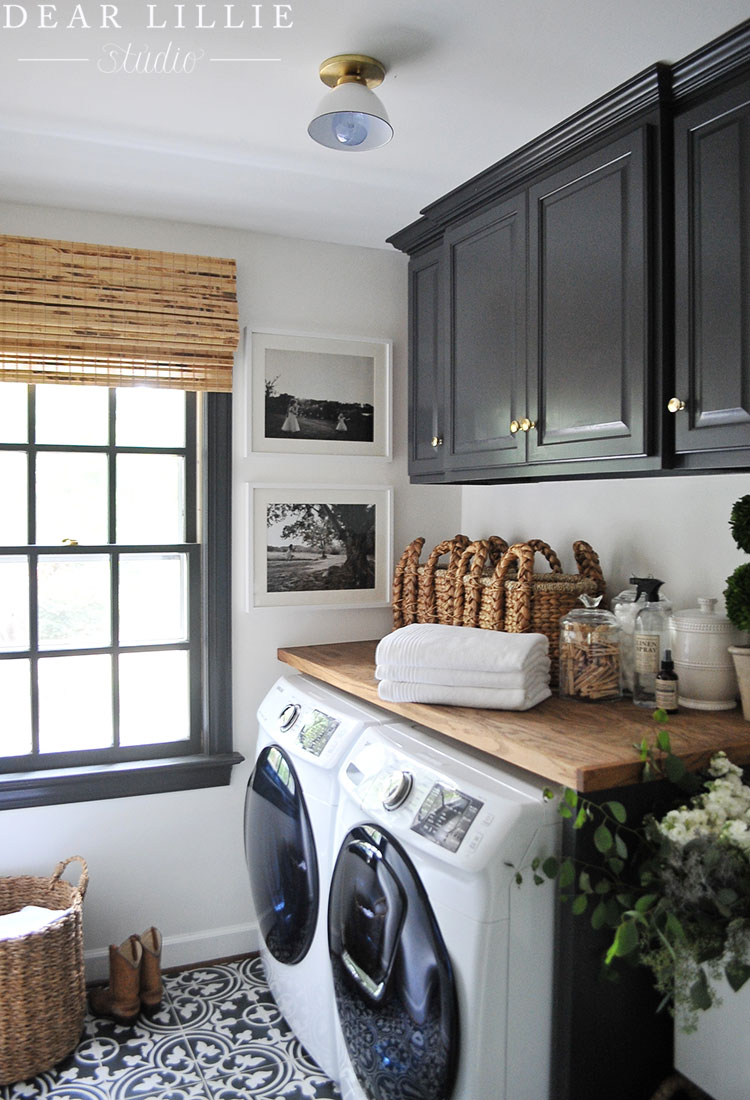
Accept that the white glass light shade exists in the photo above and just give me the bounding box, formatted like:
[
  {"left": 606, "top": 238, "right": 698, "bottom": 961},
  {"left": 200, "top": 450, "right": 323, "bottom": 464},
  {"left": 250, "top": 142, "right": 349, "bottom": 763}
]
[{"left": 308, "top": 81, "right": 393, "bottom": 151}]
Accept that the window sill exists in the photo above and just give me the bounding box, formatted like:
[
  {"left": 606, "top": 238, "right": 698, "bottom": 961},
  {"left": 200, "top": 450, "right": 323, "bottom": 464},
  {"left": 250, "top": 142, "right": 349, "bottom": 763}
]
[{"left": 0, "top": 752, "right": 245, "bottom": 810}]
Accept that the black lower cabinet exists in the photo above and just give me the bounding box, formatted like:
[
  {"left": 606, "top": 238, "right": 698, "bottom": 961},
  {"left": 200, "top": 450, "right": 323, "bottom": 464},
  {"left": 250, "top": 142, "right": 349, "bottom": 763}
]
[{"left": 552, "top": 781, "right": 675, "bottom": 1100}]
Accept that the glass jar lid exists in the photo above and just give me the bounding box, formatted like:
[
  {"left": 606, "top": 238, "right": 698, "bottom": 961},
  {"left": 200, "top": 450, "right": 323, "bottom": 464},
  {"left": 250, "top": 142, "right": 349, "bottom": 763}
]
[{"left": 563, "top": 593, "right": 619, "bottom": 627}]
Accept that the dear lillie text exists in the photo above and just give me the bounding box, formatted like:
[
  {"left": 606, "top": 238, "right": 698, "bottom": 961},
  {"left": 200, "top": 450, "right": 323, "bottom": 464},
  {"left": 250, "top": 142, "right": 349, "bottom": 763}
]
[{"left": 4, "top": 4, "right": 294, "bottom": 74}]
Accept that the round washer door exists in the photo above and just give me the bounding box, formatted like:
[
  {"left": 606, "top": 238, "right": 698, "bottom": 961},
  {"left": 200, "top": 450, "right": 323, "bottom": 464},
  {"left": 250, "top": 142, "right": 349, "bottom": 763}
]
[
  {"left": 244, "top": 744, "right": 319, "bottom": 965},
  {"left": 329, "top": 824, "right": 459, "bottom": 1100}
]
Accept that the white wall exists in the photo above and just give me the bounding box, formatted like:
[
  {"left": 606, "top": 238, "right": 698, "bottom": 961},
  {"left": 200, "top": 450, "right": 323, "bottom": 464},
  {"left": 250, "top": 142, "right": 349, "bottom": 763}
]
[
  {"left": 0, "top": 200, "right": 462, "bottom": 978},
  {"left": 461, "top": 473, "right": 750, "bottom": 613}
]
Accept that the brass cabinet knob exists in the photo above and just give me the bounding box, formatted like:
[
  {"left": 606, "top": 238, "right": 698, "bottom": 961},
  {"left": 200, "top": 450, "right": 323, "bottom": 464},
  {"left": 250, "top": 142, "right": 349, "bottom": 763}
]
[
  {"left": 667, "top": 397, "right": 686, "bottom": 413},
  {"left": 511, "top": 418, "right": 535, "bottom": 434},
  {"left": 430, "top": 435, "right": 443, "bottom": 448}
]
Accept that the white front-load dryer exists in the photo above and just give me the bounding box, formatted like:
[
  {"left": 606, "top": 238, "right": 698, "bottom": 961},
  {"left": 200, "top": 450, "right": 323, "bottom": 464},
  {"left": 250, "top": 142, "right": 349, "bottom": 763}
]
[
  {"left": 244, "top": 672, "right": 387, "bottom": 1081},
  {"left": 328, "top": 719, "right": 561, "bottom": 1100}
]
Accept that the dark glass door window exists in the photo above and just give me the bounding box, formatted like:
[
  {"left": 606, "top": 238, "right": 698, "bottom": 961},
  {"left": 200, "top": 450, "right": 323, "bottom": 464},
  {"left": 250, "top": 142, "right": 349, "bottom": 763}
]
[
  {"left": 245, "top": 744, "right": 318, "bottom": 965},
  {"left": 329, "top": 824, "right": 460, "bottom": 1100}
]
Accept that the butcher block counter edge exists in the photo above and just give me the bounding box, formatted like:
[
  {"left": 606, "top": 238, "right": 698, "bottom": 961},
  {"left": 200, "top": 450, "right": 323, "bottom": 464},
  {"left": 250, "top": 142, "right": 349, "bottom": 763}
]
[{"left": 277, "top": 640, "right": 750, "bottom": 793}]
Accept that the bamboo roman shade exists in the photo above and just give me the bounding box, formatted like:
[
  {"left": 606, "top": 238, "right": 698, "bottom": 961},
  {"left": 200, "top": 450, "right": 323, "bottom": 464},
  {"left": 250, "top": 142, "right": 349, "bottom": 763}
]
[{"left": 0, "top": 235, "right": 239, "bottom": 391}]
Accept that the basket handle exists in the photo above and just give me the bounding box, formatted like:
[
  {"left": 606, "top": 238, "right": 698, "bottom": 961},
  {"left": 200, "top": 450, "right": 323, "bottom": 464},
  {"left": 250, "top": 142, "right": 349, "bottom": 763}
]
[
  {"left": 485, "top": 542, "right": 535, "bottom": 630},
  {"left": 419, "top": 535, "right": 470, "bottom": 624},
  {"left": 487, "top": 536, "right": 509, "bottom": 568},
  {"left": 392, "top": 537, "right": 425, "bottom": 628},
  {"left": 573, "top": 540, "right": 606, "bottom": 595},
  {"left": 50, "top": 855, "right": 89, "bottom": 900},
  {"left": 526, "top": 539, "right": 563, "bottom": 573},
  {"left": 452, "top": 540, "right": 490, "bottom": 627}
]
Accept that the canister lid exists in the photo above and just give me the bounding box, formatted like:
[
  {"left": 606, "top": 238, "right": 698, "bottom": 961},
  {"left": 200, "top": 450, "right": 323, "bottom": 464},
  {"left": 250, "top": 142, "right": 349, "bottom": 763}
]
[{"left": 672, "top": 597, "right": 734, "bottom": 633}]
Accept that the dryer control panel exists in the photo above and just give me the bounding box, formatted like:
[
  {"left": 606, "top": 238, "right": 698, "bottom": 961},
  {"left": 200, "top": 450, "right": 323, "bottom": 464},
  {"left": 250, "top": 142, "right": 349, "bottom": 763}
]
[{"left": 257, "top": 675, "right": 384, "bottom": 768}]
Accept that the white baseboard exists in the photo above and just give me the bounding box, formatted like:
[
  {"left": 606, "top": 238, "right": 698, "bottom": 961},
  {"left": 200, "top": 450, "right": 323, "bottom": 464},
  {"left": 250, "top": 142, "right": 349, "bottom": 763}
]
[{"left": 85, "top": 922, "right": 261, "bottom": 982}]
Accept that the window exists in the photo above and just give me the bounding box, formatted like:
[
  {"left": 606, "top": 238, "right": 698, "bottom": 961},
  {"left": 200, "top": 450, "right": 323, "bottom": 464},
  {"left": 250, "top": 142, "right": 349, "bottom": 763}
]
[{"left": 0, "top": 383, "right": 238, "bottom": 810}]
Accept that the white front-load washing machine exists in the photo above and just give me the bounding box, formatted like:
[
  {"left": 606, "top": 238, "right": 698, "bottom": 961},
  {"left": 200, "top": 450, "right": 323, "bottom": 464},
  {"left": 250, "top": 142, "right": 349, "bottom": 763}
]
[
  {"left": 243, "top": 673, "right": 387, "bottom": 1081},
  {"left": 328, "top": 719, "right": 561, "bottom": 1100}
]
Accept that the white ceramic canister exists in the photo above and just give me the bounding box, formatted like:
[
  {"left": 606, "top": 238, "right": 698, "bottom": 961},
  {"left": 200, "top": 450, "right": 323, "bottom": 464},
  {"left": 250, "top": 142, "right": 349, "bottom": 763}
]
[{"left": 670, "top": 597, "right": 745, "bottom": 710}]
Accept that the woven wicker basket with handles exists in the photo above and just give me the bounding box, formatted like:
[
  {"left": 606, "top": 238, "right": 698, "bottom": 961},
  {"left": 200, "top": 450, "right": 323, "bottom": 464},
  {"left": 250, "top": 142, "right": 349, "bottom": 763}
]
[
  {"left": 0, "top": 856, "right": 88, "bottom": 1085},
  {"left": 392, "top": 536, "right": 606, "bottom": 686}
]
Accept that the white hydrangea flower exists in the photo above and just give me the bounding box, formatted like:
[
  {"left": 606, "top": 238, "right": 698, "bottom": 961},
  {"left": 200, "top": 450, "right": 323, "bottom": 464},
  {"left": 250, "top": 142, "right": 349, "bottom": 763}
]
[
  {"left": 721, "top": 819, "right": 750, "bottom": 852},
  {"left": 708, "top": 752, "right": 743, "bottom": 780}
]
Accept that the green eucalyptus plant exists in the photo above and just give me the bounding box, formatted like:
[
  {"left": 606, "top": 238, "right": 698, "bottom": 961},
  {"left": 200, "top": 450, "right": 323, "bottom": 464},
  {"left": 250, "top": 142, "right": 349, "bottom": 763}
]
[
  {"left": 725, "top": 494, "right": 750, "bottom": 635},
  {"left": 521, "top": 712, "right": 750, "bottom": 1032}
]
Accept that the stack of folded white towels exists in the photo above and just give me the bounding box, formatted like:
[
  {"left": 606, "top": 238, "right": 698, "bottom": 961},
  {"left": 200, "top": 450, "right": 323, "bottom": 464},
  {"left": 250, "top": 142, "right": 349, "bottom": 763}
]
[{"left": 375, "top": 623, "right": 551, "bottom": 711}]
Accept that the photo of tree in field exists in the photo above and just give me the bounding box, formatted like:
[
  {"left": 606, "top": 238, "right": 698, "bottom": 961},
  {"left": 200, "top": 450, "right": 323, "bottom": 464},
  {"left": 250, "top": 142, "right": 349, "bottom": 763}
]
[
  {"left": 264, "top": 347, "right": 375, "bottom": 442},
  {"left": 266, "top": 501, "right": 376, "bottom": 593}
]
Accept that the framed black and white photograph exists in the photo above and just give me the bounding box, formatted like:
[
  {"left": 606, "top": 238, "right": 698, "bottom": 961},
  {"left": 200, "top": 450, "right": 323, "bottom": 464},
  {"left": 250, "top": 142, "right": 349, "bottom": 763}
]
[
  {"left": 250, "top": 331, "right": 391, "bottom": 457},
  {"left": 252, "top": 486, "right": 393, "bottom": 608}
]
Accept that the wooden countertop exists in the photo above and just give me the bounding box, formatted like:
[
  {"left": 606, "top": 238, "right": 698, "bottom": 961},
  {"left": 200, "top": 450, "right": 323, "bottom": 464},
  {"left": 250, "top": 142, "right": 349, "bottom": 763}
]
[{"left": 277, "top": 640, "right": 750, "bottom": 792}]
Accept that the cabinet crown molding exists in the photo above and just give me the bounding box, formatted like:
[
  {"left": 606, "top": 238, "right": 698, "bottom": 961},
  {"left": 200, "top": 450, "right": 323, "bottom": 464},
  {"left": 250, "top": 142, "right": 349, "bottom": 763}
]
[{"left": 671, "top": 19, "right": 750, "bottom": 100}]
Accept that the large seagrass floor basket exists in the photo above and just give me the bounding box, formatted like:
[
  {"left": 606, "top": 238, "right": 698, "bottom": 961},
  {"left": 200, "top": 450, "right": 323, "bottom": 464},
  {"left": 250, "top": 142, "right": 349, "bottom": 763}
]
[{"left": 0, "top": 856, "right": 88, "bottom": 1085}]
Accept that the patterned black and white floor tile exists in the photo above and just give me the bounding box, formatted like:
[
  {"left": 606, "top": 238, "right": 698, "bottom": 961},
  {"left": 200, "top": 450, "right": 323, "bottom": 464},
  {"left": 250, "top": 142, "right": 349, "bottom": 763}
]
[{"left": 1, "top": 957, "right": 341, "bottom": 1100}]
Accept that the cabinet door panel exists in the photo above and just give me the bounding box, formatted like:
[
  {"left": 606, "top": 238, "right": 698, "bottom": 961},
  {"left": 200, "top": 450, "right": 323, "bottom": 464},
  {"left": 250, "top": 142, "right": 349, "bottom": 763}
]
[
  {"left": 444, "top": 197, "right": 526, "bottom": 470},
  {"left": 674, "top": 82, "right": 750, "bottom": 459},
  {"left": 408, "top": 247, "right": 444, "bottom": 476},
  {"left": 527, "top": 130, "right": 650, "bottom": 464}
]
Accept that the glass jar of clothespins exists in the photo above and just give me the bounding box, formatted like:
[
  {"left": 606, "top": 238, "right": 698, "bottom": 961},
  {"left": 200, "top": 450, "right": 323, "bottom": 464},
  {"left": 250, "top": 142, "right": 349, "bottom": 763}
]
[{"left": 559, "top": 594, "right": 622, "bottom": 702}]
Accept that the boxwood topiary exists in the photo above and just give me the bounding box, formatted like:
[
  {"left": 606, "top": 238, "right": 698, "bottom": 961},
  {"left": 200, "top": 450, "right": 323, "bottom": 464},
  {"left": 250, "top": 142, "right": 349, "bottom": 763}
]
[
  {"left": 729, "top": 494, "right": 750, "bottom": 555},
  {"left": 724, "top": 562, "right": 750, "bottom": 635}
]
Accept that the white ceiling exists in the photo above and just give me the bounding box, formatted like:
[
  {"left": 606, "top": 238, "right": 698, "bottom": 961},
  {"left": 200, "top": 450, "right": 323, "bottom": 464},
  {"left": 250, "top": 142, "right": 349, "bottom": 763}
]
[{"left": 0, "top": 0, "right": 748, "bottom": 250}]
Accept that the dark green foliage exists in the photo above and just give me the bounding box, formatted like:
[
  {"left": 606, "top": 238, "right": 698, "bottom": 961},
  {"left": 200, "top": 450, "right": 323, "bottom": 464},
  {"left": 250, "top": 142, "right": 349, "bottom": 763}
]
[
  {"left": 729, "top": 494, "right": 750, "bottom": 555},
  {"left": 512, "top": 713, "right": 750, "bottom": 1029},
  {"left": 725, "top": 562, "right": 750, "bottom": 634}
]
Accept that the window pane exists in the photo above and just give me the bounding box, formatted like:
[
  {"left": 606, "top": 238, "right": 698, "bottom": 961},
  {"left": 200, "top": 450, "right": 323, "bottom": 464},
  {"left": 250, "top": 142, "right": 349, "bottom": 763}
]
[
  {"left": 119, "top": 554, "right": 187, "bottom": 644},
  {"left": 116, "top": 388, "right": 185, "bottom": 447},
  {"left": 0, "top": 557, "right": 29, "bottom": 650},
  {"left": 35, "top": 383, "right": 109, "bottom": 445},
  {"left": 116, "top": 455, "right": 185, "bottom": 543},
  {"left": 0, "top": 382, "right": 28, "bottom": 443},
  {"left": 38, "top": 555, "right": 111, "bottom": 649},
  {"left": 36, "top": 452, "right": 108, "bottom": 545},
  {"left": 0, "top": 659, "right": 32, "bottom": 756},
  {"left": 0, "top": 453, "right": 27, "bottom": 543},
  {"left": 119, "top": 650, "right": 189, "bottom": 746},
  {"left": 38, "top": 653, "right": 113, "bottom": 752}
]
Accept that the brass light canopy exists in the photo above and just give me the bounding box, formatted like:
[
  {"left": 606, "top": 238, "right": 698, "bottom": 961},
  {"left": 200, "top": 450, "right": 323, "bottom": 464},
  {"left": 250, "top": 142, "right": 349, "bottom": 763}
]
[
  {"left": 308, "top": 53, "right": 393, "bottom": 151},
  {"left": 317, "top": 54, "right": 386, "bottom": 90}
]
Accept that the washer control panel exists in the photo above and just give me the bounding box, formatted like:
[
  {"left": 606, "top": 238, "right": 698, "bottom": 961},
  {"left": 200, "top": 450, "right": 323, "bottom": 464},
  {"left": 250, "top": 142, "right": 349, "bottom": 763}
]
[
  {"left": 410, "top": 782, "right": 483, "bottom": 853},
  {"left": 339, "top": 723, "right": 555, "bottom": 874}
]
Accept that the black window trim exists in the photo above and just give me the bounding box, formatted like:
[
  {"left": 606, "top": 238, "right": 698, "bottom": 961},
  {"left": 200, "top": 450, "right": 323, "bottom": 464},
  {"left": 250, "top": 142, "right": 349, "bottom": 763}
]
[{"left": 0, "top": 391, "right": 242, "bottom": 810}]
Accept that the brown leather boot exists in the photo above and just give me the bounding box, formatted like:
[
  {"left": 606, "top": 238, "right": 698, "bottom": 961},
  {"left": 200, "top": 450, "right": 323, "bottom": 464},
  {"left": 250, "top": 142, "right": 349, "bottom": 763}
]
[
  {"left": 138, "top": 926, "right": 163, "bottom": 1018},
  {"left": 89, "top": 935, "right": 142, "bottom": 1025}
]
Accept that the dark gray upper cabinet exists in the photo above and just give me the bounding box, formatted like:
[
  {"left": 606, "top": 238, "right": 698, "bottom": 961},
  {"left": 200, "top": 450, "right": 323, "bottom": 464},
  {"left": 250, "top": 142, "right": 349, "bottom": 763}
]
[
  {"left": 527, "top": 129, "right": 653, "bottom": 467},
  {"left": 391, "top": 19, "right": 750, "bottom": 484},
  {"left": 408, "top": 245, "right": 443, "bottom": 477},
  {"left": 672, "top": 75, "right": 750, "bottom": 468},
  {"left": 443, "top": 193, "right": 526, "bottom": 473}
]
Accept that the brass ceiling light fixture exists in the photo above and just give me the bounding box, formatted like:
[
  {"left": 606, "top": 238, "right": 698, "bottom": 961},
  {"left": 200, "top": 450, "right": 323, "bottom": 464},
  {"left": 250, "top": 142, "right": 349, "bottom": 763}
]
[{"left": 307, "top": 54, "right": 393, "bottom": 151}]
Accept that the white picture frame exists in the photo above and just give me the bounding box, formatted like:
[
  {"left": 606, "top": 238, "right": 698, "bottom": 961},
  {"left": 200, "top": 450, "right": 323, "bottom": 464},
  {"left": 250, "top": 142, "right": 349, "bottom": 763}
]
[
  {"left": 252, "top": 485, "right": 393, "bottom": 608},
  {"left": 249, "top": 330, "right": 391, "bottom": 457}
]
